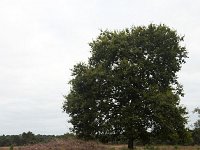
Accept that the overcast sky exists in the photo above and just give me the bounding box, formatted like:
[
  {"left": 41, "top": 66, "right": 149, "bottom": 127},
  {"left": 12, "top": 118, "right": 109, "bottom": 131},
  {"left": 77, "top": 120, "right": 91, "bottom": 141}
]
[{"left": 0, "top": 0, "right": 199, "bottom": 135}]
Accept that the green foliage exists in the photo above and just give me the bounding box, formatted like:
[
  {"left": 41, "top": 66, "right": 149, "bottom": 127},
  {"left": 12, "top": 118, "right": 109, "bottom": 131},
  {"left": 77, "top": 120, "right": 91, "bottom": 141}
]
[
  {"left": 192, "top": 128, "right": 200, "bottom": 145},
  {"left": 194, "top": 108, "right": 200, "bottom": 129},
  {"left": 63, "top": 24, "right": 188, "bottom": 149},
  {"left": 21, "top": 131, "right": 36, "bottom": 144},
  {"left": 9, "top": 145, "right": 14, "bottom": 150},
  {"left": 173, "top": 145, "right": 179, "bottom": 150},
  {"left": 192, "top": 108, "right": 200, "bottom": 145}
]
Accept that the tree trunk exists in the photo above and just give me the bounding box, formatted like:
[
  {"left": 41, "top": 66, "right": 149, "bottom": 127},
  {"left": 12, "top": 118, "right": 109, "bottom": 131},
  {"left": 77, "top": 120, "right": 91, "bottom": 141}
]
[{"left": 128, "top": 137, "right": 135, "bottom": 149}]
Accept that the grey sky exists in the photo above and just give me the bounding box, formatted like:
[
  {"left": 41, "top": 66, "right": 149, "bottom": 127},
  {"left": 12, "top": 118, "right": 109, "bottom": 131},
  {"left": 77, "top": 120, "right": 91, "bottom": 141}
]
[{"left": 0, "top": 0, "right": 199, "bottom": 135}]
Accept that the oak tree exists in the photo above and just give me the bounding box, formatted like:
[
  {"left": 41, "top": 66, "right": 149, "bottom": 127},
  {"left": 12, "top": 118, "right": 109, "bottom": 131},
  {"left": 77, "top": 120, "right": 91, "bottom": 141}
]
[{"left": 63, "top": 24, "right": 189, "bottom": 149}]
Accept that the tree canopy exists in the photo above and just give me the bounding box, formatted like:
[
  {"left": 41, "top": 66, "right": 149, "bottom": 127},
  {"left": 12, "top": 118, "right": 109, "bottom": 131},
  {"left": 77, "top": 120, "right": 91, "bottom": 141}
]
[{"left": 63, "top": 24, "right": 189, "bottom": 149}]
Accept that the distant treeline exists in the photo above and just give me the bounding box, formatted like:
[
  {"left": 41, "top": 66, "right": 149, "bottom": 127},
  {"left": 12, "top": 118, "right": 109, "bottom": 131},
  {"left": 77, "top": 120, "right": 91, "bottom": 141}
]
[
  {"left": 0, "top": 131, "right": 75, "bottom": 147},
  {"left": 0, "top": 129, "right": 199, "bottom": 147}
]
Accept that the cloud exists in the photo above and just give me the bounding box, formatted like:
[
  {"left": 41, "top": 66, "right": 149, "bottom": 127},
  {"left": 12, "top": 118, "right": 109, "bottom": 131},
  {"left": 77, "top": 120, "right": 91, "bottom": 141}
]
[{"left": 0, "top": 0, "right": 199, "bottom": 135}]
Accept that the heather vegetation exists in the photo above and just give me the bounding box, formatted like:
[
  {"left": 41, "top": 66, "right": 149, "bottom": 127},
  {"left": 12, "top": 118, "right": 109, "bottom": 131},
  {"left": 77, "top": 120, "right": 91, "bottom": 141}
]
[{"left": 17, "top": 139, "right": 106, "bottom": 150}]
